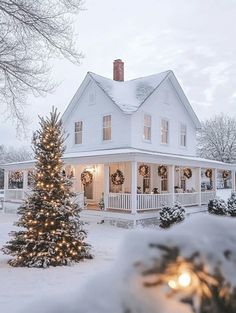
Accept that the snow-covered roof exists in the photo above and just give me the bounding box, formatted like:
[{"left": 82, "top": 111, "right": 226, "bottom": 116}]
[{"left": 88, "top": 71, "right": 170, "bottom": 114}]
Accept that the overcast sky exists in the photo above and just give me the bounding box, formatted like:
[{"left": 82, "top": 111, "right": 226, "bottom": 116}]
[{"left": 1, "top": 0, "right": 236, "bottom": 148}]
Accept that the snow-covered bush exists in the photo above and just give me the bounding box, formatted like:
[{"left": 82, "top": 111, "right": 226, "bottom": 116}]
[
  {"left": 159, "top": 203, "right": 185, "bottom": 228},
  {"left": 208, "top": 198, "right": 227, "bottom": 215},
  {"left": 227, "top": 192, "right": 236, "bottom": 216},
  {"left": 23, "top": 215, "right": 236, "bottom": 313}
]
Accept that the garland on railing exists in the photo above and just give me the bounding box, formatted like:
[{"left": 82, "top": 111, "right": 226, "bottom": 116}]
[
  {"left": 111, "top": 169, "right": 125, "bottom": 186},
  {"left": 205, "top": 168, "right": 212, "bottom": 179},
  {"left": 158, "top": 165, "right": 167, "bottom": 177},
  {"left": 81, "top": 170, "right": 93, "bottom": 186},
  {"left": 138, "top": 164, "right": 150, "bottom": 177},
  {"left": 183, "top": 168, "right": 192, "bottom": 179}
]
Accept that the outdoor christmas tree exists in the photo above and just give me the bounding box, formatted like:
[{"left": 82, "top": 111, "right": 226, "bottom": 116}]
[{"left": 2, "top": 108, "right": 92, "bottom": 267}]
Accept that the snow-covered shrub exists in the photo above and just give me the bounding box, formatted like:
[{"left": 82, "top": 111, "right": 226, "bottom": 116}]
[
  {"left": 23, "top": 215, "right": 236, "bottom": 313},
  {"left": 208, "top": 198, "right": 227, "bottom": 215},
  {"left": 159, "top": 203, "right": 185, "bottom": 228},
  {"left": 227, "top": 192, "right": 236, "bottom": 217}
]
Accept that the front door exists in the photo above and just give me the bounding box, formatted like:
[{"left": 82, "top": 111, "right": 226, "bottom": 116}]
[{"left": 84, "top": 182, "right": 93, "bottom": 200}]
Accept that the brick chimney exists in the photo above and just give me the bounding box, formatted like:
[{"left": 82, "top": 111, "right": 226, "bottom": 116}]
[{"left": 113, "top": 59, "right": 124, "bottom": 81}]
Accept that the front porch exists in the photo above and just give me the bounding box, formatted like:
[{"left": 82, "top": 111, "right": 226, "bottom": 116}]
[{"left": 1, "top": 148, "right": 235, "bottom": 217}]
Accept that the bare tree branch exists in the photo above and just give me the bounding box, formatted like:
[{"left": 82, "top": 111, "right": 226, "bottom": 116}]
[{"left": 0, "top": 0, "right": 84, "bottom": 132}]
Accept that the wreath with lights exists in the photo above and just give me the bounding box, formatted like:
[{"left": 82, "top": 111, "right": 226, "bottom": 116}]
[
  {"left": 205, "top": 168, "right": 212, "bottom": 179},
  {"left": 158, "top": 165, "right": 167, "bottom": 177},
  {"left": 223, "top": 170, "right": 229, "bottom": 180},
  {"left": 81, "top": 170, "right": 93, "bottom": 186},
  {"left": 138, "top": 164, "right": 150, "bottom": 177},
  {"left": 183, "top": 168, "right": 192, "bottom": 179},
  {"left": 111, "top": 169, "right": 125, "bottom": 186}
]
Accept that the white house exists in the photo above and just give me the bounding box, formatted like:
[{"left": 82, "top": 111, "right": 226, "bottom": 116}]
[{"left": 1, "top": 59, "right": 235, "bottom": 221}]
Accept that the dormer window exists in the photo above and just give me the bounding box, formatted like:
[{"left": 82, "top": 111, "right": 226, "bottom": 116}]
[
  {"left": 143, "top": 114, "right": 151, "bottom": 141},
  {"left": 75, "top": 121, "right": 83, "bottom": 144},
  {"left": 103, "top": 115, "right": 111, "bottom": 141},
  {"left": 180, "top": 123, "right": 187, "bottom": 147},
  {"left": 161, "top": 119, "right": 169, "bottom": 144}
]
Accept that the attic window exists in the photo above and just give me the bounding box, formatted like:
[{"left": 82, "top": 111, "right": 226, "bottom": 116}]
[{"left": 89, "top": 91, "right": 95, "bottom": 105}]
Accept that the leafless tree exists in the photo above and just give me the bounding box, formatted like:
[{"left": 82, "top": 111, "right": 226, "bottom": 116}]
[
  {"left": 0, "top": 0, "right": 84, "bottom": 131},
  {"left": 197, "top": 115, "right": 236, "bottom": 163}
]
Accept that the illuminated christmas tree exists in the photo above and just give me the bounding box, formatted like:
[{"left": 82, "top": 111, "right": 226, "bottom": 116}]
[{"left": 3, "top": 108, "right": 92, "bottom": 267}]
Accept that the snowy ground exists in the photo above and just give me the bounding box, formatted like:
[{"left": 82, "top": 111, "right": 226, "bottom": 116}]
[{"left": 0, "top": 214, "right": 130, "bottom": 313}]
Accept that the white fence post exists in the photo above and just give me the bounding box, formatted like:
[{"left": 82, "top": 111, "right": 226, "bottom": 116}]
[{"left": 131, "top": 161, "right": 137, "bottom": 215}]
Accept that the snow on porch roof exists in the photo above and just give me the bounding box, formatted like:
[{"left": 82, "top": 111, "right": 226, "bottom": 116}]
[
  {"left": 88, "top": 70, "right": 170, "bottom": 113},
  {"left": 1, "top": 148, "right": 234, "bottom": 170}
]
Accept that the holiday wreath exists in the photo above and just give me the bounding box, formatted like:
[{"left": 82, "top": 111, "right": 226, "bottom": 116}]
[
  {"left": 111, "top": 169, "right": 125, "bottom": 185},
  {"left": 205, "top": 168, "right": 212, "bottom": 179},
  {"left": 223, "top": 170, "right": 229, "bottom": 180},
  {"left": 183, "top": 168, "right": 192, "bottom": 179},
  {"left": 158, "top": 165, "right": 167, "bottom": 177},
  {"left": 81, "top": 170, "right": 93, "bottom": 186},
  {"left": 138, "top": 164, "right": 150, "bottom": 177}
]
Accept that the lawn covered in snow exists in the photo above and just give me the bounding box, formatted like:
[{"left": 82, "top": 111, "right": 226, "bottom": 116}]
[
  {"left": 0, "top": 214, "right": 129, "bottom": 313},
  {"left": 1, "top": 211, "right": 236, "bottom": 313}
]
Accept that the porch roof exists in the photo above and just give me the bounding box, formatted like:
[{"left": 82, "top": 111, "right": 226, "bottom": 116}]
[{"left": 0, "top": 148, "right": 234, "bottom": 171}]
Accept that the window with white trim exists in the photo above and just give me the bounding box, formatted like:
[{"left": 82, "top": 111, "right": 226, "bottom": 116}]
[
  {"left": 103, "top": 115, "right": 111, "bottom": 141},
  {"left": 143, "top": 114, "right": 151, "bottom": 141},
  {"left": 75, "top": 121, "right": 83, "bottom": 144},
  {"left": 180, "top": 123, "right": 187, "bottom": 147},
  {"left": 161, "top": 119, "right": 169, "bottom": 144}
]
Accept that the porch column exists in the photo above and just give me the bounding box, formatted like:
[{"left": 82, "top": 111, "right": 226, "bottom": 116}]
[
  {"left": 213, "top": 168, "right": 218, "bottom": 193},
  {"left": 131, "top": 161, "right": 137, "bottom": 214},
  {"left": 4, "top": 169, "right": 9, "bottom": 191},
  {"left": 104, "top": 164, "right": 109, "bottom": 211},
  {"left": 168, "top": 165, "right": 175, "bottom": 205},
  {"left": 196, "top": 167, "right": 201, "bottom": 206},
  {"left": 23, "top": 170, "right": 28, "bottom": 190}
]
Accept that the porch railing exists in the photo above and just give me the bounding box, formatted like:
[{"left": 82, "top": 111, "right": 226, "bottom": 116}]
[
  {"left": 4, "top": 189, "right": 26, "bottom": 201},
  {"left": 108, "top": 193, "right": 131, "bottom": 211},
  {"left": 201, "top": 191, "right": 216, "bottom": 205},
  {"left": 175, "top": 192, "right": 199, "bottom": 206},
  {"left": 137, "top": 193, "right": 172, "bottom": 211}
]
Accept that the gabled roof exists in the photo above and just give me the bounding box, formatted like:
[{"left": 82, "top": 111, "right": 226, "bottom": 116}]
[
  {"left": 89, "top": 70, "right": 201, "bottom": 129},
  {"left": 62, "top": 70, "right": 201, "bottom": 129},
  {"left": 88, "top": 70, "right": 170, "bottom": 114}
]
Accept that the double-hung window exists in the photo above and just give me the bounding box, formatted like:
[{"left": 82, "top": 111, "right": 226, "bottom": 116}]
[
  {"left": 161, "top": 119, "right": 169, "bottom": 144},
  {"left": 75, "top": 121, "right": 83, "bottom": 144},
  {"left": 180, "top": 123, "right": 187, "bottom": 147},
  {"left": 143, "top": 114, "right": 151, "bottom": 141},
  {"left": 103, "top": 115, "right": 111, "bottom": 141}
]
